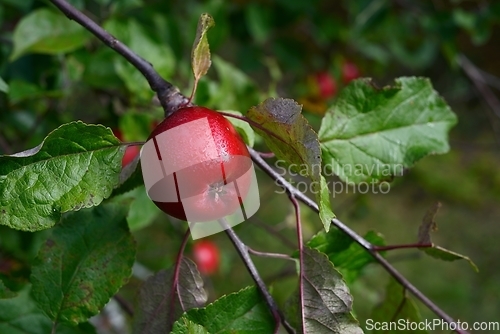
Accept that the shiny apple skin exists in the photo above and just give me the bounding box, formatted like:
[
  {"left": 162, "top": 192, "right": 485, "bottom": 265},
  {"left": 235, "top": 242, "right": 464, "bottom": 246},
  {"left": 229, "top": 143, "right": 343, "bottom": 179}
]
[{"left": 147, "top": 106, "right": 251, "bottom": 222}]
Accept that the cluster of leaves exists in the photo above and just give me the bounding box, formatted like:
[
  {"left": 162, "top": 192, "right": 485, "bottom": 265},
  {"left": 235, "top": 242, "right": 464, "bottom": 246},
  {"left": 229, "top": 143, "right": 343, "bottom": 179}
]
[{"left": 0, "top": 0, "right": 496, "bottom": 333}]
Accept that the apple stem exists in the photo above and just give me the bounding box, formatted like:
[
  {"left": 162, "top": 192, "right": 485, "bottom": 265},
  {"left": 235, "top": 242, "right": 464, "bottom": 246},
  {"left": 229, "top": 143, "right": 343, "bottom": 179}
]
[
  {"left": 219, "top": 218, "right": 296, "bottom": 334},
  {"left": 186, "top": 79, "right": 199, "bottom": 107}
]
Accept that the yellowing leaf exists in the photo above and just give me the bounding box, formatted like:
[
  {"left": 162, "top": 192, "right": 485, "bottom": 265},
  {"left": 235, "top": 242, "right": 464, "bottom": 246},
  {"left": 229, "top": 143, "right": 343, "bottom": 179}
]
[{"left": 191, "top": 13, "right": 215, "bottom": 83}]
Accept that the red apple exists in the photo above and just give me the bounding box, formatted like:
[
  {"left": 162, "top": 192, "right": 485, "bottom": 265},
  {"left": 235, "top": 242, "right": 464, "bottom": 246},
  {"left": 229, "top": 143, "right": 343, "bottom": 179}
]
[
  {"left": 122, "top": 145, "right": 140, "bottom": 166},
  {"left": 342, "top": 61, "right": 360, "bottom": 84},
  {"left": 193, "top": 240, "right": 220, "bottom": 275},
  {"left": 112, "top": 128, "right": 140, "bottom": 167},
  {"left": 315, "top": 72, "right": 337, "bottom": 99},
  {"left": 145, "top": 106, "right": 252, "bottom": 222}
]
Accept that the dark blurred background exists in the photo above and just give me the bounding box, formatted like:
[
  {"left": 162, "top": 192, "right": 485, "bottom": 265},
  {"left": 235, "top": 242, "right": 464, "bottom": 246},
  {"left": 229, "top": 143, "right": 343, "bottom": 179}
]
[{"left": 0, "top": 0, "right": 499, "bottom": 332}]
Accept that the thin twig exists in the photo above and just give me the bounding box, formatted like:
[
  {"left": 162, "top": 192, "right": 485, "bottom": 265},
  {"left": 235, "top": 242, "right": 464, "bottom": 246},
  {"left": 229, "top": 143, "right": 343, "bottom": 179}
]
[
  {"left": 249, "top": 217, "right": 297, "bottom": 250},
  {"left": 458, "top": 54, "right": 500, "bottom": 145},
  {"left": 142, "top": 228, "right": 191, "bottom": 334},
  {"left": 459, "top": 54, "right": 500, "bottom": 120},
  {"left": 390, "top": 288, "right": 408, "bottom": 322},
  {"left": 476, "top": 67, "right": 500, "bottom": 91},
  {"left": 0, "top": 133, "right": 12, "bottom": 155},
  {"left": 113, "top": 294, "right": 134, "bottom": 317},
  {"left": 48, "top": 0, "right": 191, "bottom": 116},
  {"left": 288, "top": 195, "right": 305, "bottom": 334},
  {"left": 249, "top": 147, "right": 469, "bottom": 334},
  {"left": 220, "top": 218, "right": 296, "bottom": 334},
  {"left": 247, "top": 247, "right": 295, "bottom": 261},
  {"left": 168, "top": 228, "right": 191, "bottom": 332}
]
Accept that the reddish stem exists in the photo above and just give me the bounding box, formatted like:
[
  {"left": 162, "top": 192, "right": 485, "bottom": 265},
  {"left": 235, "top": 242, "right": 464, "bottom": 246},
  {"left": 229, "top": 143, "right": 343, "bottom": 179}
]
[
  {"left": 167, "top": 228, "right": 191, "bottom": 331},
  {"left": 257, "top": 151, "right": 275, "bottom": 158}
]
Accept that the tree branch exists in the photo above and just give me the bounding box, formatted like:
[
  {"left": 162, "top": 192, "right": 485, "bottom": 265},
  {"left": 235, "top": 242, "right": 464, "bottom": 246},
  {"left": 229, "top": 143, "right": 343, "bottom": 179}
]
[
  {"left": 48, "top": 0, "right": 191, "bottom": 116},
  {"left": 249, "top": 147, "right": 469, "bottom": 334},
  {"left": 219, "top": 218, "right": 296, "bottom": 334}
]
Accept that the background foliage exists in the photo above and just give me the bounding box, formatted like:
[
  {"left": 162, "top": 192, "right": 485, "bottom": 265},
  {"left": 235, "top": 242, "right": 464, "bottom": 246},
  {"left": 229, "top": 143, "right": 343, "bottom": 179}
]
[{"left": 1, "top": 0, "right": 499, "bottom": 332}]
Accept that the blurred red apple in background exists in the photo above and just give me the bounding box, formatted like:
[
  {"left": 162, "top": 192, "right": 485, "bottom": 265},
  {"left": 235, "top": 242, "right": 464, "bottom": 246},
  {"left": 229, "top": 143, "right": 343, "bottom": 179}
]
[
  {"left": 193, "top": 240, "right": 220, "bottom": 275},
  {"left": 342, "top": 61, "right": 360, "bottom": 84},
  {"left": 315, "top": 72, "right": 337, "bottom": 99},
  {"left": 112, "top": 128, "right": 140, "bottom": 167}
]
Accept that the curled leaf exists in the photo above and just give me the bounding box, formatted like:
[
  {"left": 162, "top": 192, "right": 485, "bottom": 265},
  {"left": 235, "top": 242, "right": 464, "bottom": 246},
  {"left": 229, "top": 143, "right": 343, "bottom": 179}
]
[
  {"left": 191, "top": 13, "right": 215, "bottom": 89},
  {"left": 248, "top": 97, "right": 335, "bottom": 231},
  {"left": 417, "top": 203, "right": 478, "bottom": 272}
]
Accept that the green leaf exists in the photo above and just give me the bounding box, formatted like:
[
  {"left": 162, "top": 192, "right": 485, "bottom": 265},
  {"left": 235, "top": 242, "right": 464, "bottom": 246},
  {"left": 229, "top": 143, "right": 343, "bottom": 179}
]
[
  {"left": 133, "top": 258, "right": 207, "bottom": 334},
  {"left": 319, "top": 77, "right": 458, "bottom": 184},
  {"left": 0, "top": 288, "right": 53, "bottom": 334},
  {"left": 220, "top": 110, "right": 255, "bottom": 147},
  {"left": 118, "top": 112, "right": 156, "bottom": 142},
  {"left": 0, "top": 280, "right": 16, "bottom": 299},
  {"left": 417, "top": 203, "right": 478, "bottom": 272},
  {"left": 191, "top": 13, "right": 215, "bottom": 84},
  {"left": 0, "top": 287, "right": 97, "bottom": 333},
  {"left": 244, "top": 4, "right": 272, "bottom": 45},
  {"left": 305, "top": 229, "right": 385, "bottom": 283},
  {"left": 10, "top": 8, "right": 89, "bottom": 61},
  {"left": 125, "top": 186, "right": 161, "bottom": 231},
  {"left": 172, "top": 286, "right": 275, "bottom": 334},
  {"left": 0, "top": 77, "right": 8, "bottom": 93},
  {"left": 317, "top": 175, "right": 335, "bottom": 231},
  {"left": 30, "top": 202, "right": 136, "bottom": 325},
  {"left": 7, "top": 80, "right": 48, "bottom": 104},
  {"left": 370, "top": 278, "right": 428, "bottom": 333},
  {"left": 423, "top": 246, "right": 478, "bottom": 272},
  {"left": 209, "top": 56, "right": 261, "bottom": 110},
  {"left": 171, "top": 318, "right": 210, "bottom": 334},
  {"left": 104, "top": 19, "right": 176, "bottom": 102},
  {"left": 291, "top": 247, "right": 363, "bottom": 333},
  {"left": 0, "top": 121, "right": 124, "bottom": 231},
  {"left": 77, "top": 48, "right": 122, "bottom": 89},
  {"left": 247, "top": 97, "right": 335, "bottom": 231}
]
